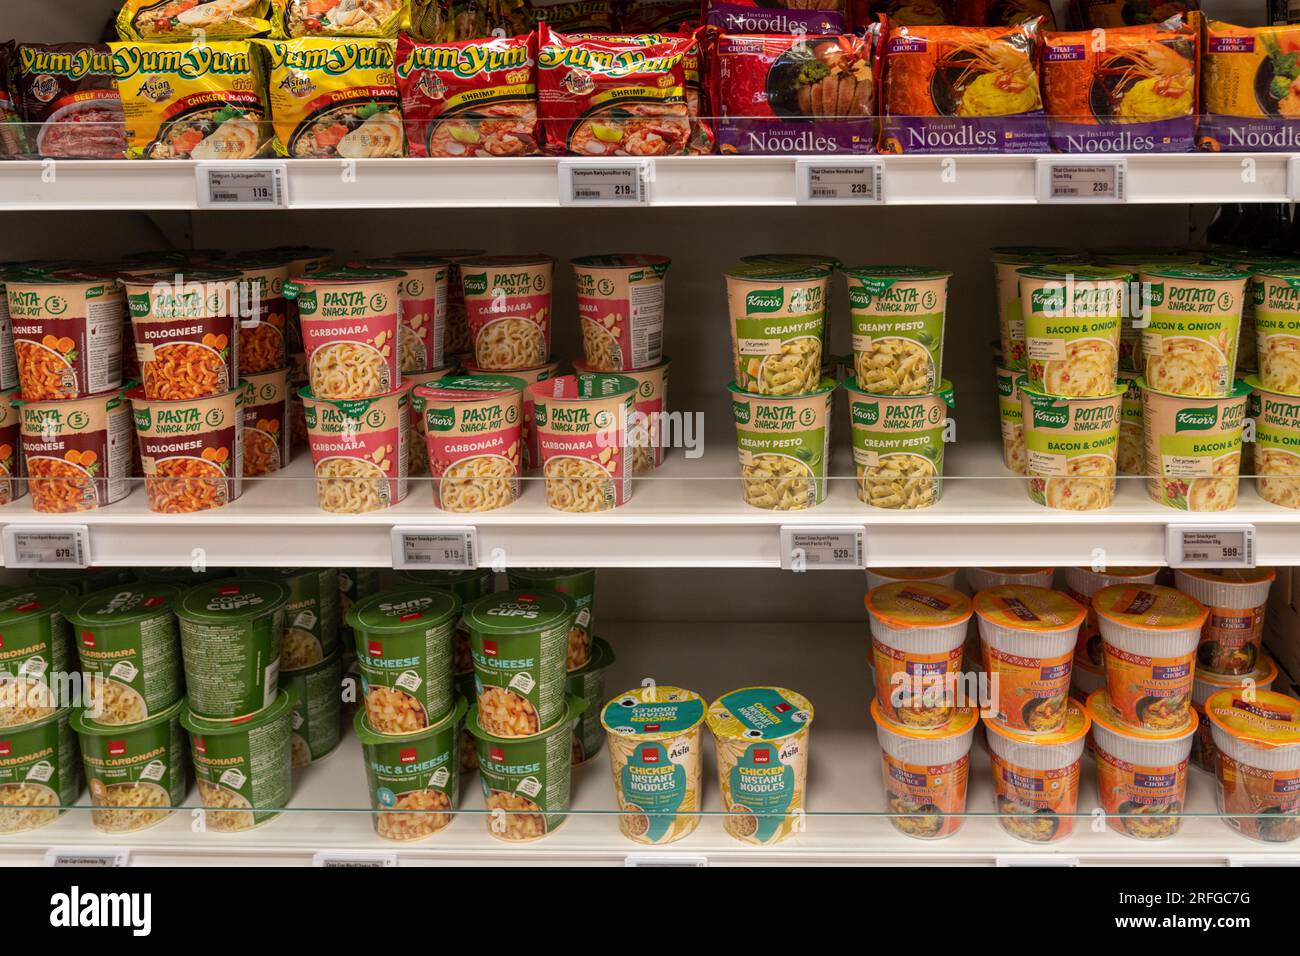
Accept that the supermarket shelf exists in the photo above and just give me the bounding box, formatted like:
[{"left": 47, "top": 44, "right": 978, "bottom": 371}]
[
  {"left": 2, "top": 440, "right": 1299, "bottom": 568},
  {"left": 0, "top": 153, "right": 1292, "bottom": 210}
]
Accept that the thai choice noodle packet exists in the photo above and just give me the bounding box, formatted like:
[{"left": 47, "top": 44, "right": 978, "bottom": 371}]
[
  {"left": 1199, "top": 20, "right": 1300, "bottom": 153},
  {"left": 705, "top": 0, "right": 846, "bottom": 35},
  {"left": 954, "top": 0, "right": 1056, "bottom": 29},
  {"left": 1068, "top": 0, "right": 1198, "bottom": 30},
  {"left": 852, "top": 0, "right": 952, "bottom": 27}
]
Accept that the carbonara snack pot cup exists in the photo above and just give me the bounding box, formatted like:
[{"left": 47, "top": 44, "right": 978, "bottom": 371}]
[
  {"left": 413, "top": 374, "right": 524, "bottom": 513},
  {"left": 1247, "top": 374, "right": 1300, "bottom": 509},
  {"left": 573, "top": 357, "right": 670, "bottom": 473},
  {"left": 5, "top": 272, "right": 125, "bottom": 400},
  {"left": 730, "top": 377, "right": 835, "bottom": 511},
  {"left": 355, "top": 698, "right": 465, "bottom": 842},
  {"left": 845, "top": 377, "right": 952, "bottom": 510},
  {"left": 300, "top": 381, "right": 411, "bottom": 514},
  {"left": 506, "top": 568, "right": 597, "bottom": 672},
  {"left": 351, "top": 256, "right": 450, "bottom": 373},
  {"left": 871, "top": 700, "right": 976, "bottom": 841},
  {"left": 283, "top": 648, "right": 342, "bottom": 769},
  {"left": 1093, "top": 583, "right": 1208, "bottom": 733},
  {"left": 0, "top": 706, "right": 80, "bottom": 834},
  {"left": 995, "top": 362, "right": 1026, "bottom": 474},
  {"left": 401, "top": 248, "right": 485, "bottom": 356},
  {"left": 1062, "top": 566, "right": 1160, "bottom": 669},
  {"left": 347, "top": 587, "right": 459, "bottom": 735},
  {"left": 707, "top": 686, "right": 814, "bottom": 846},
  {"left": 17, "top": 386, "right": 133, "bottom": 513},
  {"left": 866, "top": 567, "right": 958, "bottom": 591},
  {"left": 468, "top": 695, "right": 585, "bottom": 843},
  {"left": 181, "top": 690, "right": 293, "bottom": 833},
  {"left": 724, "top": 261, "right": 829, "bottom": 396},
  {"left": 571, "top": 254, "right": 671, "bottom": 372},
  {"left": 0, "top": 585, "right": 73, "bottom": 728},
  {"left": 64, "top": 584, "right": 182, "bottom": 725},
  {"left": 865, "top": 582, "right": 972, "bottom": 729},
  {"left": 531, "top": 374, "right": 637, "bottom": 512},
  {"left": 991, "top": 247, "right": 1085, "bottom": 369},
  {"left": 1139, "top": 377, "right": 1249, "bottom": 512},
  {"left": 1020, "top": 382, "right": 1124, "bottom": 511},
  {"left": 128, "top": 385, "right": 245, "bottom": 514},
  {"left": 464, "top": 589, "right": 576, "bottom": 738},
  {"left": 72, "top": 698, "right": 187, "bottom": 834},
  {"left": 1137, "top": 267, "right": 1249, "bottom": 398},
  {"left": 273, "top": 567, "right": 341, "bottom": 669},
  {"left": 843, "top": 267, "right": 950, "bottom": 396},
  {"left": 1191, "top": 658, "right": 1278, "bottom": 774},
  {"left": 175, "top": 579, "right": 291, "bottom": 721},
  {"left": 982, "top": 698, "right": 1089, "bottom": 844},
  {"left": 402, "top": 364, "right": 456, "bottom": 478},
  {"left": 241, "top": 366, "right": 291, "bottom": 478},
  {"left": 601, "top": 684, "right": 706, "bottom": 845},
  {"left": 1017, "top": 264, "right": 1129, "bottom": 397},
  {"left": 566, "top": 637, "right": 615, "bottom": 766},
  {"left": 975, "top": 585, "right": 1085, "bottom": 734},
  {"left": 0, "top": 386, "right": 26, "bottom": 504},
  {"left": 1205, "top": 689, "right": 1300, "bottom": 843},
  {"left": 1086, "top": 689, "right": 1196, "bottom": 840},
  {"left": 396, "top": 568, "right": 493, "bottom": 676},
  {"left": 464, "top": 358, "right": 559, "bottom": 471},
  {"left": 1173, "top": 568, "right": 1276, "bottom": 676},
  {"left": 289, "top": 268, "right": 404, "bottom": 400},
  {"left": 460, "top": 255, "right": 555, "bottom": 371}
]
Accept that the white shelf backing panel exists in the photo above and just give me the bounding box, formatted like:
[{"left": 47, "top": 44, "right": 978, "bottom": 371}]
[{"left": 0, "top": 154, "right": 1291, "bottom": 210}]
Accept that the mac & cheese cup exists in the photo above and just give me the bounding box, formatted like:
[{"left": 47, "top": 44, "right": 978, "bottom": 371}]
[
  {"left": 991, "top": 247, "right": 1084, "bottom": 369},
  {"left": 601, "top": 684, "right": 706, "bottom": 845},
  {"left": 284, "top": 648, "right": 342, "bottom": 768},
  {"left": 872, "top": 699, "right": 976, "bottom": 840},
  {"left": 1139, "top": 377, "right": 1248, "bottom": 512},
  {"left": 1018, "top": 264, "right": 1128, "bottom": 397},
  {"left": 531, "top": 374, "right": 637, "bottom": 513},
  {"left": 975, "top": 585, "right": 1084, "bottom": 734},
  {"left": 0, "top": 585, "right": 74, "bottom": 728},
  {"left": 0, "top": 706, "right": 80, "bottom": 834},
  {"left": 352, "top": 255, "right": 450, "bottom": 373},
  {"left": 6, "top": 271, "right": 126, "bottom": 400},
  {"left": 724, "top": 261, "right": 829, "bottom": 396},
  {"left": 707, "top": 686, "right": 814, "bottom": 845},
  {"left": 1248, "top": 373, "right": 1300, "bottom": 508},
  {"left": 18, "top": 386, "right": 133, "bottom": 513},
  {"left": 290, "top": 268, "right": 404, "bottom": 400},
  {"left": 355, "top": 697, "right": 465, "bottom": 842},
  {"left": 505, "top": 568, "right": 596, "bottom": 672},
  {"left": 464, "top": 358, "right": 559, "bottom": 470},
  {"left": 572, "top": 254, "right": 670, "bottom": 372},
  {"left": 1117, "top": 370, "right": 1144, "bottom": 475},
  {"left": 1093, "top": 583, "right": 1208, "bottom": 732},
  {"left": 846, "top": 377, "right": 952, "bottom": 510},
  {"left": 731, "top": 377, "right": 835, "bottom": 511},
  {"left": 128, "top": 384, "right": 245, "bottom": 514},
  {"left": 1191, "top": 658, "right": 1278, "bottom": 773},
  {"left": 1173, "top": 568, "right": 1276, "bottom": 676},
  {"left": 865, "top": 582, "right": 972, "bottom": 729},
  {"left": 844, "top": 266, "right": 950, "bottom": 396},
  {"left": 982, "top": 698, "right": 1089, "bottom": 844},
  {"left": 272, "top": 567, "right": 341, "bottom": 670},
  {"left": 1137, "top": 266, "right": 1249, "bottom": 397},
  {"left": 300, "top": 381, "right": 411, "bottom": 514},
  {"left": 1020, "top": 382, "right": 1123, "bottom": 511},
  {"left": 1206, "top": 689, "right": 1300, "bottom": 843},
  {"left": 460, "top": 254, "right": 554, "bottom": 371},
  {"left": 566, "top": 637, "right": 615, "bottom": 765},
  {"left": 397, "top": 567, "right": 493, "bottom": 676},
  {"left": 413, "top": 374, "right": 524, "bottom": 512},
  {"left": 1061, "top": 566, "right": 1160, "bottom": 669},
  {"left": 866, "top": 567, "right": 958, "bottom": 591},
  {"left": 995, "top": 362, "right": 1026, "bottom": 474},
  {"left": 573, "top": 357, "right": 670, "bottom": 473}
]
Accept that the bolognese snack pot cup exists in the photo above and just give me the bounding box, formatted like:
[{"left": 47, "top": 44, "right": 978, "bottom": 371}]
[
  {"left": 731, "top": 377, "right": 836, "bottom": 511},
  {"left": 413, "top": 374, "right": 524, "bottom": 513},
  {"left": 174, "top": 579, "right": 290, "bottom": 721},
  {"left": 1191, "top": 659, "right": 1278, "bottom": 774},
  {"left": 272, "top": 567, "right": 341, "bottom": 670},
  {"left": 573, "top": 357, "right": 670, "bottom": 473},
  {"left": 403, "top": 363, "right": 457, "bottom": 478},
  {"left": 1173, "top": 568, "right": 1276, "bottom": 676},
  {"left": 396, "top": 567, "right": 493, "bottom": 677},
  {"left": 0, "top": 387, "right": 25, "bottom": 505},
  {"left": 724, "top": 261, "right": 829, "bottom": 396},
  {"left": 128, "top": 384, "right": 244, "bottom": 514},
  {"left": 995, "top": 362, "right": 1027, "bottom": 474},
  {"left": 571, "top": 254, "right": 670, "bottom": 373},
  {"left": 460, "top": 255, "right": 554, "bottom": 371},
  {"left": 346, "top": 587, "right": 459, "bottom": 736},
  {"left": 355, "top": 697, "right": 466, "bottom": 843},
  {"left": 300, "top": 381, "right": 410, "bottom": 514},
  {"left": 1093, "top": 583, "right": 1208, "bottom": 733},
  {"left": 601, "top": 684, "right": 706, "bottom": 845},
  {"left": 0, "top": 585, "right": 74, "bottom": 728},
  {"left": 227, "top": 257, "right": 290, "bottom": 376},
  {"left": 844, "top": 267, "right": 950, "bottom": 396},
  {"left": 845, "top": 377, "right": 952, "bottom": 510},
  {"left": 241, "top": 366, "right": 291, "bottom": 477},
  {"left": 289, "top": 268, "right": 403, "bottom": 400},
  {"left": 283, "top": 647, "right": 342, "bottom": 769},
  {"left": 71, "top": 698, "right": 187, "bottom": 834},
  {"left": 352, "top": 256, "right": 450, "bottom": 374},
  {"left": 0, "top": 706, "right": 81, "bottom": 834},
  {"left": 531, "top": 374, "right": 636, "bottom": 513},
  {"left": 1205, "top": 689, "right": 1300, "bottom": 843},
  {"left": 1139, "top": 377, "right": 1249, "bottom": 512},
  {"left": 1020, "top": 381, "right": 1123, "bottom": 511},
  {"left": 1061, "top": 566, "right": 1160, "bottom": 670},
  {"left": 1018, "top": 264, "right": 1129, "bottom": 397},
  {"left": 991, "top": 247, "right": 1084, "bottom": 369},
  {"left": 1247, "top": 373, "right": 1300, "bottom": 508},
  {"left": 566, "top": 637, "right": 615, "bottom": 766},
  {"left": 1137, "top": 267, "right": 1249, "bottom": 398},
  {"left": 872, "top": 699, "right": 976, "bottom": 841},
  {"left": 181, "top": 689, "right": 293, "bottom": 833},
  {"left": 506, "top": 568, "right": 596, "bottom": 672}
]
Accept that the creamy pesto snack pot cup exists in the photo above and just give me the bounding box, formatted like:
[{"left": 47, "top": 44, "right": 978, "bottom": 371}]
[
  {"left": 739, "top": 253, "right": 840, "bottom": 360},
  {"left": 0, "top": 705, "right": 81, "bottom": 834},
  {"left": 272, "top": 567, "right": 340, "bottom": 671},
  {"left": 846, "top": 377, "right": 952, "bottom": 510},
  {"left": 1018, "top": 264, "right": 1129, "bottom": 397},
  {"left": 844, "top": 266, "right": 950, "bottom": 396},
  {"left": 724, "top": 261, "right": 829, "bottom": 396},
  {"left": 731, "top": 377, "right": 835, "bottom": 511},
  {"left": 0, "top": 584, "right": 73, "bottom": 728},
  {"left": 1139, "top": 377, "right": 1249, "bottom": 512},
  {"left": 1248, "top": 374, "right": 1300, "bottom": 509},
  {"left": 566, "top": 637, "right": 615, "bottom": 766},
  {"left": 1020, "top": 381, "right": 1124, "bottom": 511},
  {"left": 506, "top": 567, "right": 596, "bottom": 672},
  {"left": 1138, "top": 267, "right": 1249, "bottom": 398},
  {"left": 284, "top": 647, "right": 343, "bottom": 769}
]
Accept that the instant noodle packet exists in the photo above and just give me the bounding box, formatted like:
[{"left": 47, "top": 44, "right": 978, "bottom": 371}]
[
  {"left": 854, "top": 0, "right": 951, "bottom": 26},
  {"left": 705, "top": 1, "right": 844, "bottom": 35},
  {"left": 1070, "top": 0, "right": 1198, "bottom": 29},
  {"left": 116, "top": 0, "right": 272, "bottom": 41},
  {"left": 954, "top": 0, "right": 1054, "bottom": 28},
  {"left": 1200, "top": 20, "right": 1300, "bottom": 152},
  {"left": 529, "top": 0, "right": 618, "bottom": 31},
  {"left": 270, "top": 0, "right": 409, "bottom": 37},
  {"left": 17, "top": 43, "right": 127, "bottom": 160}
]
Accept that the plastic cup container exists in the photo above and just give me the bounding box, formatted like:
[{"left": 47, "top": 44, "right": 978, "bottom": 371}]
[
  {"left": 1173, "top": 568, "right": 1276, "bottom": 676},
  {"left": 1061, "top": 566, "right": 1160, "bottom": 669},
  {"left": 283, "top": 647, "right": 343, "bottom": 769},
  {"left": 1021, "top": 383, "right": 1124, "bottom": 511},
  {"left": 1139, "top": 377, "right": 1249, "bottom": 512},
  {"left": 965, "top": 567, "right": 1054, "bottom": 592},
  {"left": 865, "top": 567, "right": 958, "bottom": 591},
  {"left": 566, "top": 637, "right": 615, "bottom": 765},
  {"left": 872, "top": 700, "right": 976, "bottom": 840},
  {"left": 1206, "top": 689, "right": 1300, "bottom": 843},
  {"left": 0, "top": 706, "right": 81, "bottom": 834},
  {"left": 1190, "top": 657, "right": 1278, "bottom": 773},
  {"left": 1070, "top": 658, "right": 1107, "bottom": 755}
]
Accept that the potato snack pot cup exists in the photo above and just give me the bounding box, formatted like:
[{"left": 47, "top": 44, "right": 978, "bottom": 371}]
[
  {"left": 872, "top": 700, "right": 976, "bottom": 841},
  {"left": 991, "top": 247, "right": 1086, "bottom": 369},
  {"left": 1139, "top": 377, "right": 1249, "bottom": 513},
  {"left": 1205, "top": 689, "right": 1300, "bottom": 843},
  {"left": 1247, "top": 373, "right": 1300, "bottom": 509},
  {"left": 1137, "top": 267, "right": 1249, "bottom": 399},
  {"left": 1020, "top": 381, "right": 1124, "bottom": 512}
]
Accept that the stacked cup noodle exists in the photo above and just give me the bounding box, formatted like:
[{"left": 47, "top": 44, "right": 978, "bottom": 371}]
[
  {"left": 1240, "top": 262, "right": 1300, "bottom": 507},
  {"left": 271, "top": 568, "right": 343, "bottom": 770}
]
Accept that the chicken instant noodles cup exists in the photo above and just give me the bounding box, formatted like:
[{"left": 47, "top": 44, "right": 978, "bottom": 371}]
[
  {"left": 872, "top": 699, "right": 976, "bottom": 841},
  {"left": 1020, "top": 381, "right": 1123, "bottom": 511},
  {"left": 128, "top": 384, "right": 244, "bottom": 514},
  {"left": 1137, "top": 266, "right": 1249, "bottom": 398},
  {"left": 530, "top": 374, "right": 636, "bottom": 513},
  {"left": 241, "top": 366, "right": 290, "bottom": 477},
  {"left": 351, "top": 256, "right": 450, "bottom": 374},
  {"left": 17, "top": 386, "right": 133, "bottom": 513},
  {"left": 1172, "top": 568, "right": 1276, "bottom": 676},
  {"left": 571, "top": 254, "right": 670, "bottom": 372},
  {"left": 1017, "top": 264, "right": 1129, "bottom": 397},
  {"left": 413, "top": 374, "right": 524, "bottom": 513},
  {"left": 731, "top": 377, "right": 835, "bottom": 511},
  {"left": 1248, "top": 373, "right": 1300, "bottom": 508},
  {"left": 724, "top": 261, "right": 829, "bottom": 396},
  {"left": 991, "top": 247, "right": 1083, "bottom": 369},
  {"left": 845, "top": 377, "right": 952, "bottom": 510},
  {"left": 995, "top": 362, "right": 1026, "bottom": 474},
  {"left": 1191, "top": 658, "right": 1278, "bottom": 774},
  {"left": 1205, "top": 689, "right": 1300, "bottom": 843},
  {"left": 1093, "top": 583, "right": 1207, "bottom": 733},
  {"left": 300, "top": 382, "right": 410, "bottom": 513},
  {"left": 844, "top": 266, "right": 950, "bottom": 396},
  {"left": 1061, "top": 566, "right": 1160, "bottom": 669},
  {"left": 1139, "top": 377, "right": 1248, "bottom": 512},
  {"left": 289, "top": 268, "right": 404, "bottom": 400},
  {"left": 460, "top": 255, "right": 554, "bottom": 371},
  {"left": 6, "top": 271, "right": 126, "bottom": 400}
]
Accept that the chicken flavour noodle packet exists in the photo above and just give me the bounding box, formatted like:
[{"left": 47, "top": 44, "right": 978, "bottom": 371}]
[
  {"left": 17, "top": 44, "right": 128, "bottom": 160},
  {"left": 1200, "top": 21, "right": 1300, "bottom": 152},
  {"left": 116, "top": 0, "right": 272, "bottom": 41},
  {"left": 270, "top": 0, "right": 409, "bottom": 37}
]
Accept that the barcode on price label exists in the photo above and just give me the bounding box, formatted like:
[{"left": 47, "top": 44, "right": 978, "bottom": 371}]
[
  {"left": 391, "top": 526, "right": 477, "bottom": 570},
  {"left": 1036, "top": 158, "right": 1126, "bottom": 203},
  {"left": 795, "top": 159, "right": 884, "bottom": 204},
  {"left": 559, "top": 159, "right": 651, "bottom": 206},
  {"left": 1166, "top": 524, "right": 1256, "bottom": 568},
  {"left": 779, "top": 526, "right": 866, "bottom": 570},
  {"left": 2, "top": 525, "right": 90, "bottom": 568},
  {"left": 195, "top": 162, "right": 288, "bottom": 209}
]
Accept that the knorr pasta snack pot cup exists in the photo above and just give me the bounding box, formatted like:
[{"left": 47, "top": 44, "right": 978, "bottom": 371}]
[
  {"left": 982, "top": 698, "right": 1090, "bottom": 844},
  {"left": 731, "top": 377, "right": 835, "bottom": 511},
  {"left": 1093, "top": 584, "right": 1208, "bottom": 733},
  {"left": 707, "top": 686, "right": 814, "bottom": 846},
  {"left": 1205, "top": 689, "right": 1300, "bottom": 843},
  {"left": 288, "top": 268, "right": 404, "bottom": 400},
  {"left": 866, "top": 567, "right": 958, "bottom": 591},
  {"left": 0, "top": 706, "right": 81, "bottom": 834},
  {"left": 601, "top": 685, "right": 706, "bottom": 845},
  {"left": 530, "top": 374, "right": 636, "bottom": 512},
  {"left": 300, "top": 381, "right": 410, "bottom": 513},
  {"left": 571, "top": 254, "right": 670, "bottom": 373},
  {"left": 1247, "top": 374, "right": 1300, "bottom": 508},
  {"left": 1191, "top": 658, "right": 1278, "bottom": 774},
  {"left": 241, "top": 366, "right": 291, "bottom": 477},
  {"left": 871, "top": 699, "right": 976, "bottom": 841},
  {"left": 128, "top": 384, "right": 245, "bottom": 514},
  {"left": 350, "top": 256, "right": 451, "bottom": 373},
  {"left": 991, "top": 247, "right": 1085, "bottom": 369},
  {"left": 573, "top": 357, "right": 671, "bottom": 474},
  {"left": 460, "top": 255, "right": 554, "bottom": 371},
  {"left": 6, "top": 271, "right": 126, "bottom": 400},
  {"left": 1020, "top": 382, "right": 1123, "bottom": 511},
  {"left": 1173, "top": 568, "right": 1276, "bottom": 676},
  {"left": 1061, "top": 566, "right": 1160, "bottom": 669},
  {"left": 865, "top": 582, "right": 972, "bottom": 730},
  {"left": 1137, "top": 267, "right": 1249, "bottom": 398},
  {"left": 975, "top": 585, "right": 1084, "bottom": 735},
  {"left": 413, "top": 374, "right": 524, "bottom": 512},
  {"left": 1017, "top": 264, "right": 1129, "bottom": 397},
  {"left": 846, "top": 377, "right": 952, "bottom": 510},
  {"left": 843, "top": 267, "right": 950, "bottom": 396},
  {"left": 724, "top": 261, "right": 829, "bottom": 396},
  {"left": 1139, "top": 377, "right": 1248, "bottom": 512},
  {"left": 18, "top": 387, "right": 134, "bottom": 513},
  {"left": 465, "top": 358, "right": 559, "bottom": 471},
  {"left": 505, "top": 568, "right": 596, "bottom": 672},
  {"left": 73, "top": 698, "right": 187, "bottom": 834}
]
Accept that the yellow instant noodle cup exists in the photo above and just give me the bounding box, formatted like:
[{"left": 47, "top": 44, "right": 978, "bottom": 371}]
[
  {"left": 871, "top": 699, "right": 977, "bottom": 841},
  {"left": 1205, "top": 689, "right": 1300, "bottom": 843}
]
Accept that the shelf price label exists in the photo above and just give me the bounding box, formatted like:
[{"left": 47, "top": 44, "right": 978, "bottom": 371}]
[
  {"left": 996, "top": 855, "right": 1078, "bottom": 867},
  {"left": 1166, "top": 524, "right": 1256, "bottom": 568},
  {"left": 2, "top": 525, "right": 90, "bottom": 569},
  {"left": 558, "top": 159, "right": 652, "bottom": 206},
  {"left": 313, "top": 851, "right": 398, "bottom": 867},
  {"left": 46, "top": 848, "right": 130, "bottom": 867},
  {"left": 391, "top": 526, "right": 477, "bottom": 570},
  {"left": 779, "top": 526, "right": 866, "bottom": 571},
  {"left": 195, "top": 162, "right": 288, "bottom": 209},
  {"left": 1036, "top": 158, "right": 1126, "bottom": 203},
  {"left": 624, "top": 853, "right": 708, "bottom": 867},
  {"left": 795, "top": 159, "right": 884, "bottom": 204}
]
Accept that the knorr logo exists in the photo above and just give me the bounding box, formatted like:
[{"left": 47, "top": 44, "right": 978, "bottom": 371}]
[
  {"left": 732, "top": 399, "right": 751, "bottom": 425},
  {"left": 852, "top": 401, "right": 880, "bottom": 426},
  {"left": 1175, "top": 407, "right": 1218, "bottom": 431},
  {"left": 426, "top": 406, "right": 455, "bottom": 431},
  {"left": 1030, "top": 288, "right": 1066, "bottom": 314},
  {"left": 746, "top": 288, "right": 783, "bottom": 314},
  {"left": 1144, "top": 283, "right": 1165, "bottom": 309},
  {"left": 463, "top": 273, "right": 488, "bottom": 296},
  {"left": 1032, "top": 405, "right": 1069, "bottom": 429},
  {"left": 133, "top": 408, "right": 152, "bottom": 431}
]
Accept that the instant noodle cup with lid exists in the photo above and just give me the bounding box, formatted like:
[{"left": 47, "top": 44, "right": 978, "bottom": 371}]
[
  {"left": 1137, "top": 266, "right": 1249, "bottom": 398},
  {"left": 283, "top": 647, "right": 342, "bottom": 768},
  {"left": 18, "top": 386, "right": 133, "bottom": 513},
  {"left": 601, "top": 684, "right": 706, "bottom": 845},
  {"left": 530, "top": 373, "right": 636, "bottom": 512},
  {"left": 991, "top": 247, "right": 1086, "bottom": 369},
  {"left": 966, "top": 567, "right": 1054, "bottom": 591},
  {"left": 241, "top": 366, "right": 291, "bottom": 477},
  {"left": 181, "top": 689, "right": 293, "bottom": 833},
  {"left": 0, "top": 585, "right": 73, "bottom": 728},
  {"left": 706, "top": 685, "right": 814, "bottom": 846},
  {"left": 1191, "top": 658, "right": 1278, "bottom": 774},
  {"left": 1250, "top": 267, "right": 1300, "bottom": 392},
  {"left": 738, "top": 253, "right": 840, "bottom": 363},
  {"left": 724, "top": 260, "right": 829, "bottom": 396},
  {"left": 401, "top": 248, "right": 485, "bottom": 356},
  {"left": 0, "top": 706, "right": 81, "bottom": 834},
  {"left": 1017, "top": 263, "right": 1129, "bottom": 397},
  {"left": 1139, "top": 377, "right": 1248, "bottom": 512},
  {"left": 459, "top": 254, "right": 554, "bottom": 371},
  {"left": 463, "top": 589, "right": 575, "bottom": 738},
  {"left": 1093, "top": 583, "right": 1208, "bottom": 732},
  {"left": 174, "top": 578, "right": 290, "bottom": 721},
  {"left": 505, "top": 568, "right": 596, "bottom": 672},
  {"left": 71, "top": 698, "right": 188, "bottom": 834},
  {"left": 355, "top": 697, "right": 465, "bottom": 842},
  {"left": 845, "top": 377, "right": 952, "bottom": 510},
  {"left": 573, "top": 356, "right": 670, "bottom": 473},
  {"left": 975, "top": 585, "right": 1085, "bottom": 735},
  {"left": 983, "top": 698, "right": 1090, "bottom": 844},
  {"left": 865, "top": 582, "right": 972, "bottom": 730},
  {"left": 1117, "top": 370, "right": 1144, "bottom": 475},
  {"left": 866, "top": 567, "right": 958, "bottom": 591},
  {"left": 1086, "top": 689, "right": 1196, "bottom": 840},
  {"left": 1020, "top": 381, "right": 1124, "bottom": 511},
  {"left": 413, "top": 374, "right": 524, "bottom": 512},
  {"left": 272, "top": 567, "right": 341, "bottom": 670},
  {"left": 402, "top": 363, "right": 457, "bottom": 477},
  {"left": 571, "top": 254, "right": 670, "bottom": 373},
  {"left": 566, "top": 637, "right": 615, "bottom": 766},
  {"left": 396, "top": 567, "right": 493, "bottom": 676},
  {"left": 1173, "top": 568, "right": 1276, "bottom": 676},
  {"left": 1061, "top": 566, "right": 1160, "bottom": 669},
  {"left": 1205, "top": 689, "right": 1300, "bottom": 843},
  {"left": 1247, "top": 373, "right": 1300, "bottom": 508},
  {"left": 871, "top": 699, "right": 977, "bottom": 840},
  {"left": 351, "top": 255, "right": 450, "bottom": 373},
  {"left": 226, "top": 257, "right": 290, "bottom": 376},
  {"left": 288, "top": 268, "right": 404, "bottom": 400},
  {"left": 127, "top": 384, "right": 244, "bottom": 514},
  {"left": 0, "top": 386, "right": 26, "bottom": 504},
  {"left": 843, "top": 266, "right": 950, "bottom": 396},
  {"left": 464, "top": 357, "right": 559, "bottom": 471},
  {"left": 346, "top": 586, "right": 459, "bottom": 736},
  {"left": 731, "top": 377, "right": 835, "bottom": 511},
  {"left": 300, "top": 381, "right": 410, "bottom": 513},
  {"left": 995, "top": 362, "right": 1026, "bottom": 474}
]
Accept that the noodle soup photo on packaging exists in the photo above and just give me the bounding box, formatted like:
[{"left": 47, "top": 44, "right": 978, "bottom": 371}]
[
  {"left": 1020, "top": 381, "right": 1124, "bottom": 511},
  {"left": 844, "top": 266, "right": 949, "bottom": 396},
  {"left": 872, "top": 699, "right": 977, "bottom": 840},
  {"left": 290, "top": 268, "right": 403, "bottom": 400},
  {"left": 460, "top": 254, "right": 554, "bottom": 371},
  {"left": 725, "top": 260, "right": 829, "bottom": 396},
  {"left": 300, "top": 382, "right": 410, "bottom": 513},
  {"left": 530, "top": 374, "right": 637, "bottom": 513},
  {"left": 731, "top": 377, "right": 835, "bottom": 511},
  {"left": 1139, "top": 378, "right": 1248, "bottom": 512},
  {"left": 412, "top": 374, "right": 524, "bottom": 512},
  {"left": 128, "top": 385, "right": 244, "bottom": 514},
  {"left": 18, "top": 387, "right": 134, "bottom": 513},
  {"left": 846, "top": 378, "right": 952, "bottom": 509},
  {"left": 571, "top": 254, "right": 670, "bottom": 373}
]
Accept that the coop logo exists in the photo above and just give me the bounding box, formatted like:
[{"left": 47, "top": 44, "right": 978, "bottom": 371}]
[
  {"left": 50, "top": 886, "right": 152, "bottom": 936},
  {"left": 753, "top": 747, "right": 772, "bottom": 764},
  {"left": 400, "top": 747, "right": 418, "bottom": 764}
]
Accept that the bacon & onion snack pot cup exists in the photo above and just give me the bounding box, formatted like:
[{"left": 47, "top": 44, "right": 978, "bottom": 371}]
[
  {"left": 573, "top": 357, "right": 670, "bottom": 473},
  {"left": 731, "top": 377, "right": 836, "bottom": 511},
  {"left": 1118, "top": 369, "right": 1144, "bottom": 475},
  {"left": 1137, "top": 267, "right": 1249, "bottom": 398},
  {"left": 413, "top": 374, "right": 524, "bottom": 512},
  {"left": 128, "top": 384, "right": 244, "bottom": 514},
  {"left": 1017, "top": 264, "right": 1129, "bottom": 397},
  {"left": 0, "top": 706, "right": 81, "bottom": 834},
  {"left": 288, "top": 268, "right": 404, "bottom": 400},
  {"left": 283, "top": 647, "right": 343, "bottom": 769},
  {"left": 0, "top": 585, "right": 73, "bottom": 728},
  {"left": 1061, "top": 566, "right": 1160, "bottom": 669},
  {"left": 872, "top": 699, "right": 976, "bottom": 841},
  {"left": 725, "top": 261, "right": 829, "bottom": 396},
  {"left": 1205, "top": 689, "right": 1300, "bottom": 843},
  {"left": 17, "top": 386, "right": 133, "bottom": 513},
  {"left": 1247, "top": 373, "right": 1300, "bottom": 508},
  {"left": 991, "top": 247, "right": 1085, "bottom": 370},
  {"left": 844, "top": 266, "right": 950, "bottom": 396},
  {"left": 241, "top": 366, "right": 291, "bottom": 477},
  {"left": 571, "top": 254, "right": 670, "bottom": 372},
  {"left": 1251, "top": 267, "right": 1300, "bottom": 392},
  {"left": 995, "top": 362, "right": 1027, "bottom": 474},
  {"left": 1020, "top": 381, "right": 1123, "bottom": 511},
  {"left": 300, "top": 381, "right": 410, "bottom": 514},
  {"left": 531, "top": 373, "right": 637, "bottom": 512},
  {"left": 460, "top": 254, "right": 554, "bottom": 371},
  {"left": 1173, "top": 568, "right": 1276, "bottom": 676},
  {"left": 1140, "top": 377, "right": 1249, "bottom": 512},
  {"left": 1191, "top": 658, "right": 1278, "bottom": 774},
  {"left": 6, "top": 271, "right": 126, "bottom": 400},
  {"left": 352, "top": 256, "right": 450, "bottom": 373},
  {"left": 0, "top": 385, "right": 25, "bottom": 504},
  {"left": 566, "top": 637, "right": 615, "bottom": 766}
]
